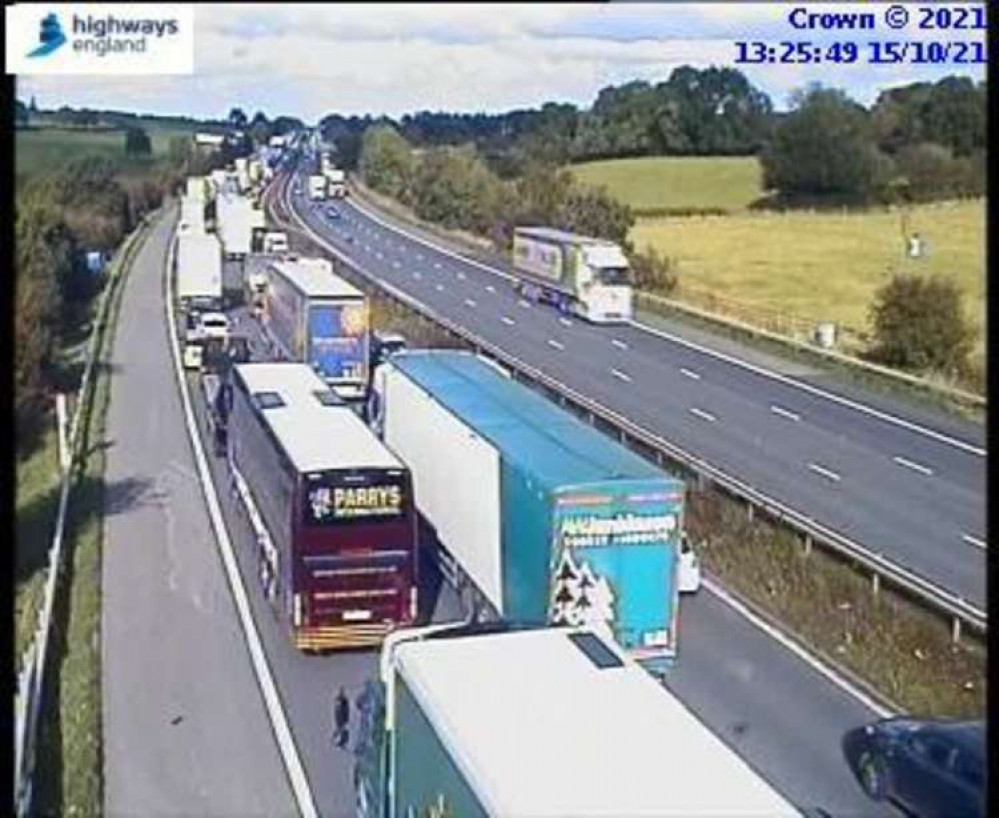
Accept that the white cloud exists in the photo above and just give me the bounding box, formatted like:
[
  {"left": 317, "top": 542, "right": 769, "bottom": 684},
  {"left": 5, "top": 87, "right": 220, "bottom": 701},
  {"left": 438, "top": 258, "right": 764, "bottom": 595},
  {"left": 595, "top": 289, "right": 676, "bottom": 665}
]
[{"left": 17, "top": 3, "right": 985, "bottom": 120}]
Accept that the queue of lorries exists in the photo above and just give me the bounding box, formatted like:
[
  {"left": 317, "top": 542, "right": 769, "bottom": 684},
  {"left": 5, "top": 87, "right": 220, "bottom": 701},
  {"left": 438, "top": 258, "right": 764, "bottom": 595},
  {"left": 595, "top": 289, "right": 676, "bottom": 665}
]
[{"left": 171, "top": 151, "right": 801, "bottom": 818}]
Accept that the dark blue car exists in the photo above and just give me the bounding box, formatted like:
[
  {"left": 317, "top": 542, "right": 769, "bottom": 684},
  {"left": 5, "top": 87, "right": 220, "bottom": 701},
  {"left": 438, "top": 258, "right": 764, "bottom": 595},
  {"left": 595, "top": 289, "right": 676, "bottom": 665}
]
[
  {"left": 842, "top": 717, "right": 984, "bottom": 818},
  {"left": 325, "top": 206, "right": 340, "bottom": 220}
]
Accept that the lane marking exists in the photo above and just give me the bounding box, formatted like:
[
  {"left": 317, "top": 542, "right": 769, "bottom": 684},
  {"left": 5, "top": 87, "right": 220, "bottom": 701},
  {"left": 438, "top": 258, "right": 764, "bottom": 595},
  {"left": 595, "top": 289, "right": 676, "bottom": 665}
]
[
  {"left": 518, "top": 299, "right": 531, "bottom": 309},
  {"left": 456, "top": 271, "right": 466, "bottom": 281},
  {"left": 611, "top": 338, "right": 628, "bottom": 350},
  {"left": 416, "top": 253, "right": 424, "bottom": 261},
  {"left": 464, "top": 298, "right": 477, "bottom": 308},
  {"left": 688, "top": 407, "right": 716, "bottom": 423},
  {"left": 611, "top": 368, "right": 632, "bottom": 383},
  {"left": 501, "top": 316, "right": 515, "bottom": 326},
  {"left": 962, "top": 534, "right": 985, "bottom": 550},
  {"left": 413, "top": 271, "right": 422, "bottom": 280},
  {"left": 376, "top": 251, "right": 384, "bottom": 260},
  {"left": 680, "top": 367, "right": 701, "bottom": 381},
  {"left": 434, "top": 262, "right": 442, "bottom": 269},
  {"left": 485, "top": 285, "right": 496, "bottom": 294},
  {"left": 435, "top": 284, "right": 444, "bottom": 292},
  {"left": 704, "top": 578, "right": 893, "bottom": 719},
  {"left": 392, "top": 260, "right": 401, "bottom": 269},
  {"left": 347, "top": 194, "right": 984, "bottom": 460},
  {"left": 808, "top": 463, "right": 841, "bottom": 483},
  {"left": 893, "top": 456, "right": 934, "bottom": 477},
  {"left": 770, "top": 404, "right": 801, "bottom": 422},
  {"left": 560, "top": 317, "right": 573, "bottom": 328},
  {"left": 548, "top": 339, "right": 564, "bottom": 351},
  {"left": 164, "top": 219, "right": 318, "bottom": 818}
]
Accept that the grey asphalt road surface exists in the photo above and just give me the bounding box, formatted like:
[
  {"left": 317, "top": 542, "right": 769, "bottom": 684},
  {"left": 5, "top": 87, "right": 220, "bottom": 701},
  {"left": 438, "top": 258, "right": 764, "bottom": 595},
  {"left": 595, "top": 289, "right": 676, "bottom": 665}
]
[
  {"left": 192, "top": 186, "right": 896, "bottom": 816},
  {"left": 283, "top": 171, "right": 986, "bottom": 610},
  {"left": 103, "top": 207, "right": 296, "bottom": 816}
]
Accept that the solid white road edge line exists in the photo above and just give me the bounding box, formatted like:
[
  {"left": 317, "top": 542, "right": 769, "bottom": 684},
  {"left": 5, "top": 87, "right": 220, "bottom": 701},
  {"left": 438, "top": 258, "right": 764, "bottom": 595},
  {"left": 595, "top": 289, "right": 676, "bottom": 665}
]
[
  {"left": 164, "top": 213, "right": 318, "bottom": 818},
  {"left": 704, "top": 577, "right": 894, "bottom": 719},
  {"left": 346, "top": 194, "right": 983, "bottom": 458}
]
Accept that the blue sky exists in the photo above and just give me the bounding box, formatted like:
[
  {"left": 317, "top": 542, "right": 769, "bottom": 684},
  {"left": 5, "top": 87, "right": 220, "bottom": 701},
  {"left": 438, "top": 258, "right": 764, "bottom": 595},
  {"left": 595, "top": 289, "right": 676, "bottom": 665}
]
[{"left": 18, "top": 3, "right": 986, "bottom": 122}]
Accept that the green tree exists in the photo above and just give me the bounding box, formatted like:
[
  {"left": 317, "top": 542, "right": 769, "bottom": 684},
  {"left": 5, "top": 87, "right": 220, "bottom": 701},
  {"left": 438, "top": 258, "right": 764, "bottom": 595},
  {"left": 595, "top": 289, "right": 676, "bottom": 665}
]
[
  {"left": 869, "top": 273, "right": 974, "bottom": 374},
  {"left": 358, "top": 125, "right": 417, "bottom": 202},
  {"left": 761, "top": 86, "right": 892, "bottom": 202},
  {"left": 630, "top": 246, "right": 678, "bottom": 295},
  {"left": 228, "top": 107, "right": 248, "bottom": 129},
  {"left": 125, "top": 126, "right": 152, "bottom": 156}
]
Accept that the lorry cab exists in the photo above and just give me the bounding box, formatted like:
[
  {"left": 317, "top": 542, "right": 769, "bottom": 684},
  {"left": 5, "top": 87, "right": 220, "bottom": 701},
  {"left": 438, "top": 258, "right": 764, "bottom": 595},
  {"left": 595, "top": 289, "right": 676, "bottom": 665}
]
[{"left": 575, "top": 243, "right": 633, "bottom": 323}]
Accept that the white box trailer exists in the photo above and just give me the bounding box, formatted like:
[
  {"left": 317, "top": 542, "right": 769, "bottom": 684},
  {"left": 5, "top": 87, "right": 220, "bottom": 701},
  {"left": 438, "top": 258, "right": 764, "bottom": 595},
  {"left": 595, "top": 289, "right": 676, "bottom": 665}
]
[
  {"left": 355, "top": 624, "right": 799, "bottom": 818},
  {"left": 175, "top": 232, "right": 222, "bottom": 308},
  {"left": 179, "top": 196, "right": 206, "bottom": 233},
  {"left": 185, "top": 176, "right": 207, "bottom": 200},
  {"left": 216, "top": 194, "right": 261, "bottom": 258}
]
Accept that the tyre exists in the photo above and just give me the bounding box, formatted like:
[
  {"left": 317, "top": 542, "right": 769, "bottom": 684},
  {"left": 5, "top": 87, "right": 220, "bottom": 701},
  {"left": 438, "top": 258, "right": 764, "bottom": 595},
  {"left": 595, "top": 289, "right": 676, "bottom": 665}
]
[{"left": 858, "top": 752, "right": 887, "bottom": 801}]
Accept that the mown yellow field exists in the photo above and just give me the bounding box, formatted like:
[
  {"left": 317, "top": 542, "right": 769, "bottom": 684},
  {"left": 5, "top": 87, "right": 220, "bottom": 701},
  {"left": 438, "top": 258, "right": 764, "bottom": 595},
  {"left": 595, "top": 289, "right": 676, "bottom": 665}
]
[
  {"left": 631, "top": 199, "right": 986, "bottom": 346},
  {"left": 571, "top": 156, "right": 763, "bottom": 214}
]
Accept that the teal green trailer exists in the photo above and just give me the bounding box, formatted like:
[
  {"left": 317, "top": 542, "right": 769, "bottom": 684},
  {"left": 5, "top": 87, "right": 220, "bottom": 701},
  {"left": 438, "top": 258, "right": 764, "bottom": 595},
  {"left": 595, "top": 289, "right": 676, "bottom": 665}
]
[{"left": 371, "top": 350, "right": 684, "bottom": 667}]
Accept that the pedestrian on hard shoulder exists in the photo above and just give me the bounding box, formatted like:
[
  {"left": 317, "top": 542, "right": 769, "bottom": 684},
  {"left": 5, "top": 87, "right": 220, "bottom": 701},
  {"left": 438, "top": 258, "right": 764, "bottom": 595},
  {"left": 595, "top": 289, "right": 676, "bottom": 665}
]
[{"left": 333, "top": 686, "right": 350, "bottom": 749}]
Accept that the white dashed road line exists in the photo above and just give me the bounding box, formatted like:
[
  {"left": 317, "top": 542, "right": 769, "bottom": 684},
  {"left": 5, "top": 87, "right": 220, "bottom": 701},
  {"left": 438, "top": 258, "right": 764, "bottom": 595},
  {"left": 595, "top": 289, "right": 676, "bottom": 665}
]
[
  {"left": 392, "top": 260, "right": 401, "bottom": 268},
  {"left": 808, "top": 463, "right": 841, "bottom": 483},
  {"left": 434, "top": 262, "right": 442, "bottom": 269},
  {"left": 457, "top": 271, "right": 466, "bottom": 280},
  {"left": 893, "top": 456, "right": 934, "bottom": 476},
  {"left": 548, "top": 339, "right": 564, "bottom": 351},
  {"left": 680, "top": 367, "right": 701, "bottom": 381},
  {"left": 962, "top": 534, "right": 985, "bottom": 550},
  {"left": 464, "top": 298, "right": 477, "bottom": 308},
  {"left": 486, "top": 285, "right": 495, "bottom": 293},
  {"left": 611, "top": 368, "right": 632, "bottom": 383},
  {"left": 518, "top": 299, "right": 531, "bottom": 309},
  {"left": 435, "top": 284, "right": 444, "bottom": 292},
  {"left": 688, "top": 407, "right": 716, "bottom": 423},
  {"left": 770, "top": 405, "right": 801, "bottom": 422},
  {"left": 413, "top": 271, "right": 422, "bottom": 280},
  {"left": 611, "top": 338, "right": 628, "bottom": 350},
  {"left": 559, "top": 317, "right": 573, "bottom": 327},
  {"left": 501, "top": 316, "right": 515, "bottom": 326}
]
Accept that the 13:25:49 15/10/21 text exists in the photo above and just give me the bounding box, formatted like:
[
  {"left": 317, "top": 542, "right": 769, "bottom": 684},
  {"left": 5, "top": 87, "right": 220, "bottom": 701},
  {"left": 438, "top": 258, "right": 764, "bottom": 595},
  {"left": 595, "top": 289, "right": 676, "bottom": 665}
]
[{"left": 735, "top": 40, "right": 986, "bottom": 66}]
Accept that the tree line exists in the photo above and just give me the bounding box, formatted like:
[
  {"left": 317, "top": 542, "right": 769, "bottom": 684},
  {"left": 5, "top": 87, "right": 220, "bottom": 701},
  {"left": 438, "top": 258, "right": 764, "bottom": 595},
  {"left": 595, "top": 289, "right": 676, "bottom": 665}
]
[
  {"left": 322, "top": 68, "right": 984, "bottom": 206},
  {"left": 14, "top": 137, "right": 227, "bottom": 447}
]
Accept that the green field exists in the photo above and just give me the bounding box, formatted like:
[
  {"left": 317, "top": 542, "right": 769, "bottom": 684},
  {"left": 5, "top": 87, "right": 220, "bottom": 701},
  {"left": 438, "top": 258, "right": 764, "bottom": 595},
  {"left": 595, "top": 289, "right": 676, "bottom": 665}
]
[
  {"left": 631, "top": 199, "right": 986, "bottom": 349},
  {"left": 571, "top": 156, "right": 763, "bottom": 214},
  {"left": 15, "top": 117, "right": 197, "bottom": 182}
]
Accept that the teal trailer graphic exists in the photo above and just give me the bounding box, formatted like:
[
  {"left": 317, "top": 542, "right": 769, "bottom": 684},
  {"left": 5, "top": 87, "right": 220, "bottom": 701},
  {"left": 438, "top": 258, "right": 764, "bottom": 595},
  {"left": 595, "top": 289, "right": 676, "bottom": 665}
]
[
  {"left": 550, "top": 479, "right": 683, "bottom": 666},
  {"left": 28, "top": 13, "right": 67, "bottom": 57}
]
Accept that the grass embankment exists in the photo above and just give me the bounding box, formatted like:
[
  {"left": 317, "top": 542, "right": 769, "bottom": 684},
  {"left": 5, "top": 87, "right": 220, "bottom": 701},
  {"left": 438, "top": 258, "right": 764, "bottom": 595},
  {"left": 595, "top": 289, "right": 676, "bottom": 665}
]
[
  {"left": 688, "top": 487, "right": 985, "bottom": 718},
  {"left": 571, "top": 155, "right": 763, "bottom": 215},
  {"left": 284, "top": 194, "right": 983, "bottom": 718},
  {"left": 32, "top": 214, "right": 154, "bottom": 815},
  {"left": 15, "top": 426, "right": 61, "bottom": 669}
]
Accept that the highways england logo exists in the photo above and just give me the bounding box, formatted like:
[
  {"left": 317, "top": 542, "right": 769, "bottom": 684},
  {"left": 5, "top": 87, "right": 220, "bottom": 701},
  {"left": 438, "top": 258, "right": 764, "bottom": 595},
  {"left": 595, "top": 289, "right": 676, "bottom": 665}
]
[
  {"left": 27, "top": 13, "right": 67, "bottom": 58},
  {"left": 7, "top": 4, "right": 194, "bottom": 75}
]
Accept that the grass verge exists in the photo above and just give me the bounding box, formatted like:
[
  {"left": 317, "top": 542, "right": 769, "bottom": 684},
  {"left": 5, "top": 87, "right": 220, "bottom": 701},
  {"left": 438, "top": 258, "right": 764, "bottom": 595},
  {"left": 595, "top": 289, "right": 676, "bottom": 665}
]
[
  {"left": 688, "top": 486, "right": 985, "bottom": 718},
  {"left": 15, "top": 424, "right": 61, "bottom": 671},
  {"left": 32, "top": 212, "right": 155, "bottom": 816}
]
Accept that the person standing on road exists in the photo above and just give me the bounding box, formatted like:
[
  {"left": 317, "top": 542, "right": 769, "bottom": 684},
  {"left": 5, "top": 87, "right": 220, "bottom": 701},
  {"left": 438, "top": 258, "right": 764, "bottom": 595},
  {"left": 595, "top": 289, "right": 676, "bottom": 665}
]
[{"left": 333, "top": 686, "right": 350, "bottom": 749}]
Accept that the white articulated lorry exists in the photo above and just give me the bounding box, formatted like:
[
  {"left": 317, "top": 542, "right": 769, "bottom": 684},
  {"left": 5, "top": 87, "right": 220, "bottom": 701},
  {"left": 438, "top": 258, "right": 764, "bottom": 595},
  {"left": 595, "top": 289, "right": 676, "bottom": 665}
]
[
  {"left": 512, "top": 226, "right": 633, "bottom": 323},
  {"left": 354, "top": 623, "right": 799, "bottom": 818},
  {"left": 175, "top": 231, "right": 222, "bottom": 309}
]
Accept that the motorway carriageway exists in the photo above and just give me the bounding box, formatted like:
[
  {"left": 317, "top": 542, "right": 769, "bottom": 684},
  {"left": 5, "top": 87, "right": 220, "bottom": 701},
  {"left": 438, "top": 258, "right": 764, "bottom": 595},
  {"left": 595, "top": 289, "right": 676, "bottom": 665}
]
[
  {"left": 170, "top": 220, "right": 893, "bottom": 817},
  {"left": 279, "top": 168, "right": 986, "bottom": 613}
]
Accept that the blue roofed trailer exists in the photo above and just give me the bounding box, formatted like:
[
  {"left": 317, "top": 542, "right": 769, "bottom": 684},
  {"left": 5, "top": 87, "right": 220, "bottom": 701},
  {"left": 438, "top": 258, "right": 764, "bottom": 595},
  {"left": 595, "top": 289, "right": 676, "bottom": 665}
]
[
  {"left": 369, "top": 350, "right": 685, "bottom": 671},
  {"left": 261, "top": 257, "right": 370, "bottom": 402},
  {"left": 354, "top": 624, "right": 800, "bottom": 818}
]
